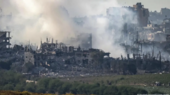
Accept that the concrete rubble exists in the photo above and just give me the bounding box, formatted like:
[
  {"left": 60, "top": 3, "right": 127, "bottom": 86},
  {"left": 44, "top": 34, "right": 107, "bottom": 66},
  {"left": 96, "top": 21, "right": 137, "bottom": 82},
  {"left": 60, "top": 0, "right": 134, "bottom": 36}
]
[{"left": 1, "top": 2, "right": 170, "bottom": 78}]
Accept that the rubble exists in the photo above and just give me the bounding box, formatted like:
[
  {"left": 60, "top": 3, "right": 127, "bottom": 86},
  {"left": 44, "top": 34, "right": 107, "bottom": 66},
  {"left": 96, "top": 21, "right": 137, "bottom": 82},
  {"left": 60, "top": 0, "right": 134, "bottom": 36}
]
[{"left": 1, "top": 2, "right": 170, "bottom": 78}]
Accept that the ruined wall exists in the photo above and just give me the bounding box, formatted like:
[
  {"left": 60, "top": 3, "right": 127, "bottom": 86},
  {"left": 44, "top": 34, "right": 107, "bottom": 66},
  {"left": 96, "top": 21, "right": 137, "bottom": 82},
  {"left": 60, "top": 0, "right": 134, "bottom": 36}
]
[
  {"left": 24, "top": 52, "right": 35, "bottom": 65},
  {"left": 75, "top": 51, "right": 93, "bottom": 65}
]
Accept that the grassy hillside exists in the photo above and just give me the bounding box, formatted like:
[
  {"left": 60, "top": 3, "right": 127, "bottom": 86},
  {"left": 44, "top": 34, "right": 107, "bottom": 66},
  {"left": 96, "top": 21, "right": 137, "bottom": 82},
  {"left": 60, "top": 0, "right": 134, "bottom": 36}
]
[
  {"left": 0, "top": 70, "right": 169, "bottom": 94},
  {"left": 61, "top": 73, "right": 170, "bottom": 94},
  {"left": 63, "top": 73, "right": 170, "bottom": 85}
]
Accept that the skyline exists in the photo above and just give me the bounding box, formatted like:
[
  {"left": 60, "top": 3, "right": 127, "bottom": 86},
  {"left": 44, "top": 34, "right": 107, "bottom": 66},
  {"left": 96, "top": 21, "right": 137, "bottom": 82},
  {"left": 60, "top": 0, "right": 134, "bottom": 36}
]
[{"left": 118, "top": 0, "right": 170, "bottom": 12}]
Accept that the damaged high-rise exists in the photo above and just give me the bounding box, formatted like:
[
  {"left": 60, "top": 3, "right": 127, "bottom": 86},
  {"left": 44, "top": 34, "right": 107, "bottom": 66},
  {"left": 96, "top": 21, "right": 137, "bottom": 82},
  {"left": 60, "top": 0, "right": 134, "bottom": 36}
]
[
  {"left": 133, "top": 3, "right": 149, "bottom": 27},
  {"left": 107, "top": 2, "right": 149, "bottom": 27},
  {"left": 0, "top": 31, "right": 11, "bottom": 49}
]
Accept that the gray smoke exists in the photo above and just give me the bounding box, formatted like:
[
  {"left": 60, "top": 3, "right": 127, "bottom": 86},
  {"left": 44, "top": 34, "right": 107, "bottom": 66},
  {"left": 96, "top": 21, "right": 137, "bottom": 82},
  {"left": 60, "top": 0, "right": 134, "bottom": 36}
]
[{"left": 0, "top": 0, "right": 138, "bottom": 57}]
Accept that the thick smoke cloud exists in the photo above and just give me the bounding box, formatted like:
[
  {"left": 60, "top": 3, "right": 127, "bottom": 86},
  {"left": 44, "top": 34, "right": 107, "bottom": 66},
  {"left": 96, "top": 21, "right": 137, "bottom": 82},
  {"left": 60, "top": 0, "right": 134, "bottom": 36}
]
[
  {"left": 0, "top": 0, "right": 137, "bottom": 57},
  {"left": 0, "top": 0, "right": 75, "bottom": 44}
]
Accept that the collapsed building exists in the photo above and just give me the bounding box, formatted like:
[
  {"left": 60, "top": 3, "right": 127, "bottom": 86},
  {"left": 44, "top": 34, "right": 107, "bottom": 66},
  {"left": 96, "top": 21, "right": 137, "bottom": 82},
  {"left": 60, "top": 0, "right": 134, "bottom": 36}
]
[
  {"left": 24, "top": 35, "right": 169, "bottom": 75},
  {"left": 119, "top": 16, "right": 170, "bottom": 75},
  {"left": 115, "top": 5, "right": 170, "bottom": 74},
  {"left": 24, "top": 37, "right": 110, "bottom": 73},
  {"left": 1, "top": 2, "right": 170, "bottom": 75}
]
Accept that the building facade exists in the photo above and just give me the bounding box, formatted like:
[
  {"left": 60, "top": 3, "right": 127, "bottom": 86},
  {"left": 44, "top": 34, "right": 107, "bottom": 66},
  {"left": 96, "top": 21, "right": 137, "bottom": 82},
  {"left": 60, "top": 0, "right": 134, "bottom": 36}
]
[
  {"left": 133, "top": 3, "right": 149, "bottom": 27},
  {"left": 0, "top": 31, "right": 11, "bottom": 49},
  {"left": 107, "top": 3, "right": 149, "bottom": 27},
  {"left": 24, "top": 52, "right": 35, "bottom": 65}
]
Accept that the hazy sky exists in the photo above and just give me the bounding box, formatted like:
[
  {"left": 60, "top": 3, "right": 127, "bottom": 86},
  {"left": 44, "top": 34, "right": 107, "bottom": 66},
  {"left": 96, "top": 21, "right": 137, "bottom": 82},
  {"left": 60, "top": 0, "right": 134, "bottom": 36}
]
[{"left": 118, "top": 0, "right": 170, "bottom": 12}]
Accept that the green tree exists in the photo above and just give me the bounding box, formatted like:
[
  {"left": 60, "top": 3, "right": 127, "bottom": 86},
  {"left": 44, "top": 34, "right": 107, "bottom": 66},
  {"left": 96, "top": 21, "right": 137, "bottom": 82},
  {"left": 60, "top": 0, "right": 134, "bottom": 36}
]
[
  {"left": 15, "top": 84, "right": 25, "bottom": 91},
  {"left": 37, "top": 78, "right": 51, "bottom": 87},
  {"left": 10, "top": 63, "right": 22, "bottom": 72},
  {"left": 150, "top": 90, "right": 165, "bottom": 94},
  {"left": 3, "top": 84, "right": 14, "bottom": 90},
  {"left": 36, "top": 87, "right": 46, "bottom": 93},
  {"left": 58, "top": 82, "right": 72, "bottom": 94},
  {"left": 23, "top": 63, "right": 34, "bottom": 72},
  {"left": 48, "top": 79, "right": 61, "bottom": 93},
  {"left": 70, "top": 86, "right": 78, "bottom": 94},
  {"left": 0, "top": 61, "right": 12, "bottom": 70},
  {"left": 25, "top": 83, "right": 35, "bottom": 92}
]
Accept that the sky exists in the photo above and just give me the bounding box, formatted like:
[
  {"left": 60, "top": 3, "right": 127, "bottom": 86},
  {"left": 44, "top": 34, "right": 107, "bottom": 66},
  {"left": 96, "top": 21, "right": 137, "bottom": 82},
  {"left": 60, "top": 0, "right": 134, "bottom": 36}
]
[{"left": 118, "top": 0, "right": 170, "bottom": 12}]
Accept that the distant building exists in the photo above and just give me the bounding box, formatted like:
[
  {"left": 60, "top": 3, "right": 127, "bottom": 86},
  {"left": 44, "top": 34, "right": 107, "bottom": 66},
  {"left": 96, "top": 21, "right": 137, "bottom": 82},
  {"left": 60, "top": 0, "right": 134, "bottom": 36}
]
[
  {"left": 75, "top": 48, "right": 93, "bottom": 65},
  {"left": 40, "top": 38, "right": 58, "bottom": 53},
  {"left": 107, "top": 2, "right": 149, "bottom": 27},
  {"left": 24, "top": 47, "right": 35, "bottom": 65},
  {"left": 161, "top": 8, "right": 170, "bottom": 17},
  {"left": 133, "top": 3, "right": 149, "bottom": 27},
  {"left": 149, "top": 8, "right": 170, "bottom": 24},
  {"left": 75, "top": 48, "right": 110, "bottom": 65},
  {"left": 162, "top": 18, "right": 170, "bottom": 34},
  {"left": 0, "top": 31, "right": 11, "bottom": 49}
]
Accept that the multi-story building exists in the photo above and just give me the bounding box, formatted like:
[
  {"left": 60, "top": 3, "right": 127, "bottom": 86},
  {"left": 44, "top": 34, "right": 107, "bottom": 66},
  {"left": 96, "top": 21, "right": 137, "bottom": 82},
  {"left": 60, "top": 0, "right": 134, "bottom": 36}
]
[
  {"left": 161, "top": 8, "right": 170, "bottom": 17},
  {"left": 107, "top": 3, "right": 149, "bottom": 27},
  {"left": 0, "top": 31, "right": 11, "bottom": 49},
  {"left": 133, "top": 3, "right": 149, "bottom": 27}
]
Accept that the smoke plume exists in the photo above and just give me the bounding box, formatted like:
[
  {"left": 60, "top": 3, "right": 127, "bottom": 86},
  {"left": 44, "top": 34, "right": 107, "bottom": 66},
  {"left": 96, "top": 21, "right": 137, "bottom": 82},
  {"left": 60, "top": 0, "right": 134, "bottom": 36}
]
[{"left": 0, "top": 0, "right": 138, "bottom": 57}]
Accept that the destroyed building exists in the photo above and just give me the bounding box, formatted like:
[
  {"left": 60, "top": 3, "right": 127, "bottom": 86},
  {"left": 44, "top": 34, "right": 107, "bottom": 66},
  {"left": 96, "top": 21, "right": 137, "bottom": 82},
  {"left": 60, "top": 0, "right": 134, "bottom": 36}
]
[
  {"left": 75, "top": 47, "right": 110, "bottom": 66},
  {"left": 133, "top": 3, "right": 149, "bottom": 27},
  {"left": 162, "top": 18, "right": 170, "bottom": 34},
  {"left": 24, "top": 39, "right": 109, "bottom": 69},
  {"left": 0, "top": 31, "right": 13, "bottom": 61},
  {"left": 120, "top": 17, "right": 170, "bottom": 68},
  {"left": 107, "top": 3, "right": 149, "bottom": 27},
  {"left": 150, "top": 8, "right": 170, "bottom": 24},
  {"left": 40, "top": 38, "right": 58, "bottom": 53},
  {"left": 1, "top": 2, "right": 170, "bottom": 76},
  {"left": 23, "top": 38, "right": 112, "bottom": 73},
  {"left": 0, "top": 31, "right": 11, "bottom": 49},
  {"left": 24, "top": 46, "right": 36, "bottom": 65}
]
